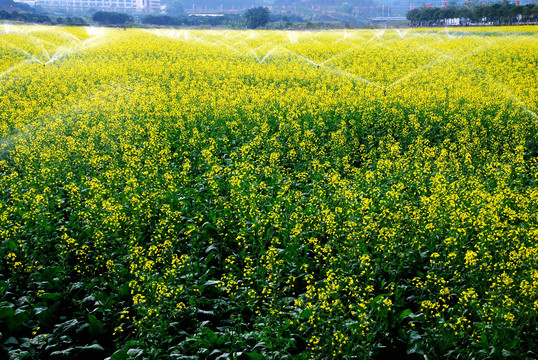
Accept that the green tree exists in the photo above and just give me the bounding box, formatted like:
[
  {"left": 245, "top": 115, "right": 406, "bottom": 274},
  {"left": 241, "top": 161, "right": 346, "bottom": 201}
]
[
  {"left": 92, "top": 11, "right": 131, "bottom": 25},
  {"left": 341, "top": 2, "right": 353, "bottom": 14},
  {"left": 166, "top": 0, "right": 184, "bottom": 16},
  {"left": 245, "top": 6, "right": 270, "bottom": 29}
]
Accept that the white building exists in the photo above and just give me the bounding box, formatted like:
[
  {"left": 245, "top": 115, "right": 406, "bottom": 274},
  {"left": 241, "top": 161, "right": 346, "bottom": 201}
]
[{"left": 14, "top": 0, "right": 161, "bottom": 12}]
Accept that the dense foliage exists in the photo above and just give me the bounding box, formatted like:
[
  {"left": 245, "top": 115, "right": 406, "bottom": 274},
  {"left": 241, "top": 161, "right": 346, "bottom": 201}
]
[
  {"left": 1, "top": 25, "right": 538, "bottom": 359},
  {"left": 407, "top": 3, "right": 538, "bottom": 26},
  {"left": 0, "top": 10, "right": 51, "bottom": 23},
  {"left": 142, "top": 15, "right": 183, "bottom": 26},
  {"left": 55, "top": 16, "right": 89, "bottom": 26},
  {"left": 141, "top": 14, "right": 243, "bottom": 28},
  {"left": 91, "top": 11, "right": 132, "bottom": 26},
  {"left": 245, "top": 7, "right": 270, "bottom": 29}
]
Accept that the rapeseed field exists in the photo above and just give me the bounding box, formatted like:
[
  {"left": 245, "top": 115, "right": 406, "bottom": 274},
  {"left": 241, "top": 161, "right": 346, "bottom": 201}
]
[{"left": 1, "top": 25, "right": 537, "bottom": 359}]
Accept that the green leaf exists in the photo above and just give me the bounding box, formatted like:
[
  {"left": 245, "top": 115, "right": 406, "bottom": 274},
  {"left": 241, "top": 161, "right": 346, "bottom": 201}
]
[
  {"left": 119, "top": 283, "right": 130, "bottom": 297},
  {"left": 20, "top": 338, "right": 32, "bottom": 349},
  {"left": 54, "top": 319, "right": 78, "bottom": 334},
  {"left": 0, "top": 281, "right": 8, "bottom": 296},
  {"left": 203, "top": 280, "right": 221, "bottom": 287},
  {"left": 126, "top": 348, "right": 144, "bottom": 358},
  {"left": 370, "top": 294, "right": 388, "bottom": 307},
  {"left": 204, "top": 251, "right": 216, "bottom": 265},
  {"left": 50, "top": 348, "right": 74, "bottom": 357},
  {"left": 505, "top": 338, "right": 519, "bottom": 350},
  {"left": 0, "top": 307, "right": 15, "bottom": 320},
  {"left": 197, "top": 309, "right": 214, "bottom": 317},
  {"left": 201, "top": 328, "right": 217, "bottom": 345},
  {"left": 15, "top": 308, "right": 28, "bottom": 316},
  {"left": 88, "top": 314, "right": 105, "bottom": 336},
  {"left": 209, "top": 349, "right": 222, "bottom": 357},
  {"left": 407, "top": 343, "right": 424, "bottom": 355},
  {"left": 481, "top": 332, "right": 489, "bottom": 348},
  {"left": 291, "top": 351, "right": 310, "bottom": 360},
  {"left": 6, "top": 316, "right": 23, "bottom": 332},
  {"left": 19, "top": 350, "right": 32, "bottom": 359},
  {"left": 69, "top": 282, "right": 85, "bottom": 293},
  {"left": 169, "top": 355, "right": 198, "bottom": 360},
  {"left": 6, "top": 240, "right": 17, "bottom": 250},
  {"left": 409, "top": 330, "right": 422, "bottom": 343},
  {"left": 439, "top": 332, "right": 455, "bottom": 352},
  {"left": 88, "top": 314, "right": 98, "bottom": 325},
  {"left": 343, "top": 320, "right": 360, "bottom": 330},
  {"left": 76, "top": 344, "right": 105, "bottom": 354},
  {"left": 110, "top": 349, "right": 129, "bottom": 360},
  {"left": 41, "top": 293, "right": 62, "bottom": 301},
  {"left": 398, "top": 309, "right": 412, "bottom": 322},
  {"left": 3, "top": 336, "right": 19, "bottom": 346},
  {"left": 77, "top": 322, "right": 90, "bottom": 334},
  {"left": 34, "top": 306, "right": 48, "bottom": 315},
  {"left": 36, "top": 307, "right": 54, "bottom": 325},
  {"left": 204, "top": 244, "right": 218, "bottom": 254},
  {"left": 300, "top": 309, "right": 312, "bottom": 319}
]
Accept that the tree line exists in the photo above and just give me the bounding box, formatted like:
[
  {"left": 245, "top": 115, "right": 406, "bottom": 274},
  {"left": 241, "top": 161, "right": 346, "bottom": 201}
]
[
  {"left": 407, "top": 3, "right": 538, "bottom": 26},
  {"left": 141, "top": 14, "right": 244, "bottom": 27},
  {"left": 0, "top": 7, "right": 269, "bottom": 29},
  {"left": 0, "top": 10, "right": 50, "bottom": 23},
  {"left": 141, "top": 6, "right": 269, "bottom": 28},
  {"left": 90, "top": 9, "right": 267, "bottom": 28}
]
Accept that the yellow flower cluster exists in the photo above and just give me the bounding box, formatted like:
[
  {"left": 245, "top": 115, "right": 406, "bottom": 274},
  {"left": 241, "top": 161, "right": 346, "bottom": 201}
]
[{"left": 1, "top": 25, "right": 537, "bottom": 358}]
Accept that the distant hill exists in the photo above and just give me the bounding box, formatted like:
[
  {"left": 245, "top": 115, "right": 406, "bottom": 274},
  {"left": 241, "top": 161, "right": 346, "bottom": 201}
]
[{"left": 0, "top": 0, "right": 36, "bottom": 12}]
